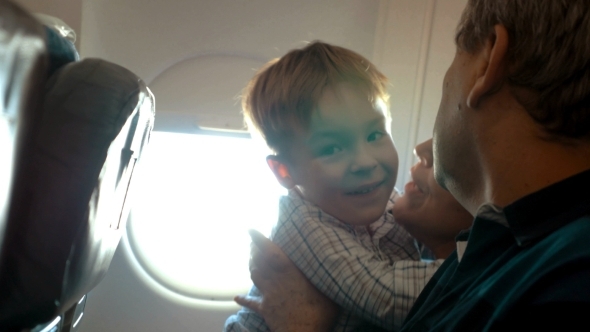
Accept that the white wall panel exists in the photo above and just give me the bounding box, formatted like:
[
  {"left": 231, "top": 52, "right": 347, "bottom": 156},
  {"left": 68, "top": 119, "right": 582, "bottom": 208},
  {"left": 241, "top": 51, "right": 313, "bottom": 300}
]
[{"left": 80, "top": 0, "right": 381, "bottom": 84}]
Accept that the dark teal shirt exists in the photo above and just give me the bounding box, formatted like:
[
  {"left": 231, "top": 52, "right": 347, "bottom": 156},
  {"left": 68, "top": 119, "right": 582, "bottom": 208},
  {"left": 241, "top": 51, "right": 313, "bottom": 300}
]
[{"left": 401, "top": 169, "right": 590, "bottom": 331}]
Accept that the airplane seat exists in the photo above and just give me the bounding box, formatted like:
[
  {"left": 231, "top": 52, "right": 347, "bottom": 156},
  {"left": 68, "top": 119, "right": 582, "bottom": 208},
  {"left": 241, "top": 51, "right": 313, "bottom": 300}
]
[{"left": 0, "top": 0, "right": 156, "bottom": 331}]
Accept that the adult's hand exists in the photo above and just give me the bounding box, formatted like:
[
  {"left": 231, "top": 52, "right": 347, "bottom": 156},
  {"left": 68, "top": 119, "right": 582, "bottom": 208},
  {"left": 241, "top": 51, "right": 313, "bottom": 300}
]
[{"left": 234, "top": 229, "right": 339, "bottom": 332}]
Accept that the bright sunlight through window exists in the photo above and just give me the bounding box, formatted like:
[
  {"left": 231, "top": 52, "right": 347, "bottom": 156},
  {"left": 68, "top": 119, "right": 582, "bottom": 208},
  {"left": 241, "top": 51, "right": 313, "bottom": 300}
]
[{"left": 126, "top": 131, "right": 285, "bottom": 301}]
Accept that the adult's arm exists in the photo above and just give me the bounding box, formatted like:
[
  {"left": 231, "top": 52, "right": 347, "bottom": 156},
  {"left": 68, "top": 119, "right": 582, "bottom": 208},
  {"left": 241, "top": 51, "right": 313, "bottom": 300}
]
[{"left": 235, "top": 229, "right": 338, "bottom": 332}]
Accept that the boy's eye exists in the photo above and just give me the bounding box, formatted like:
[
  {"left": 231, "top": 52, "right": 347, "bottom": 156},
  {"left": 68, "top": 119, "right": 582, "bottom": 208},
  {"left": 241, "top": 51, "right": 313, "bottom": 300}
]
[
  {"left": 368, "top": 131, "right": 385, "bottom": 142},
  {"left": 318, "top": 145, "right": 342, "bottom": 156}
]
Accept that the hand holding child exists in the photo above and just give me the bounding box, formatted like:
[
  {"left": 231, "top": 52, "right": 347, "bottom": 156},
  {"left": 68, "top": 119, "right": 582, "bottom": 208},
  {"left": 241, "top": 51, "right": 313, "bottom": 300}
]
[{"left": 234, "top": 230, "right": 338, "bottom": 332}]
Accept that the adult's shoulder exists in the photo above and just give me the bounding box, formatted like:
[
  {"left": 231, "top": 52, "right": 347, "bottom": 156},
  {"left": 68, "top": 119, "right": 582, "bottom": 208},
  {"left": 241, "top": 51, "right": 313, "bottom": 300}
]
[
  {"left": 512, "top": 215, "right": 590, "bottom": 302},
  {"left": 536, "top": 215, "right": 590, "bottom": 261}
]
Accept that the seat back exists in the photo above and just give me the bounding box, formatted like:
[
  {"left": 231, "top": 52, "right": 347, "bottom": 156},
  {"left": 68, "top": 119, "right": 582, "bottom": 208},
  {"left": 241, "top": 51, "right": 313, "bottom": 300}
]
[{"left": 0, "top": 1, "right": 156, "bottom": 329}]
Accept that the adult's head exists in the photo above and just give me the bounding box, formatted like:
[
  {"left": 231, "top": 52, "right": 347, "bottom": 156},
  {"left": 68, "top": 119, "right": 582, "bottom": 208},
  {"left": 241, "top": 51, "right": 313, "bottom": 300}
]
[
  {"left": 393, "top": 138, "right": 472, "bottom": 259},
  {"left": 434, "top": 0, "right": 590, "bottom": 214}
]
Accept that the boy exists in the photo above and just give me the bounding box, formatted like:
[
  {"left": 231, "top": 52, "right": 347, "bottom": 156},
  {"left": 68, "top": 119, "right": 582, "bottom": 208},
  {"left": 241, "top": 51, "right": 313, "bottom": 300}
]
[{"left": 224, "top": 42, "right": 440, "bottom": 332}]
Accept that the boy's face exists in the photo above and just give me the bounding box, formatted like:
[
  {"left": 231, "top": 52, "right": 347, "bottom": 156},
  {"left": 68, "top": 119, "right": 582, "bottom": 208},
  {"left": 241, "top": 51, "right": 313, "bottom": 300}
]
[{"left": 287, "top": 83, "right": 398, "bottom": 226}]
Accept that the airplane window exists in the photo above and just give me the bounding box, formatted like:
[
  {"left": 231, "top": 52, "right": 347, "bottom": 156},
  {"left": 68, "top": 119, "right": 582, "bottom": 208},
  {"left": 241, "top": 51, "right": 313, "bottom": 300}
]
[{"left": 125, "top": 131, "right": 285, "bottom": 302}]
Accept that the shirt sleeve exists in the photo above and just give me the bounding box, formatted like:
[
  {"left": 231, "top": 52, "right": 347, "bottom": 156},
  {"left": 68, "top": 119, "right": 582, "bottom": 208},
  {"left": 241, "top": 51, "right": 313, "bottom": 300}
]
[
  {"left": 271, "top": 196, "right": 442, "bottom": 331},
  {"left": 224, "top": 286, "right": 270, "bottom": 332}
]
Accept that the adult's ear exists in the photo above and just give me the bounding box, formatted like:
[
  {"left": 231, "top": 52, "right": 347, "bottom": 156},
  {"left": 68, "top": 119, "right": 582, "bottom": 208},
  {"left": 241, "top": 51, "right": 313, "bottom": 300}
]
[
  {"left": 467, "top": 24, "right": 509, "bottom": 109},
  {"left": 266, "top": 155, "right": 295, "bottom": 189}
]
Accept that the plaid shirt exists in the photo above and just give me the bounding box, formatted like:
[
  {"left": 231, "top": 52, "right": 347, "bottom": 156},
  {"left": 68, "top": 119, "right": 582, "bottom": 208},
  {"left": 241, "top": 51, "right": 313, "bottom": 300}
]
[{"left": 225, "top": 190, "right": 442, "bottom": 332}]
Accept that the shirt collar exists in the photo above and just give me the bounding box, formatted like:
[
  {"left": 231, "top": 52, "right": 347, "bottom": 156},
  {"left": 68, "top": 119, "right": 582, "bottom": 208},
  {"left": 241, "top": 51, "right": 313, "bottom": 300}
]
[
  {"left": 285, "top": 189, "right": 395, "bottom": 240},
  {"left": 474, "top": 168, "right": 590, "bottom": 247}
]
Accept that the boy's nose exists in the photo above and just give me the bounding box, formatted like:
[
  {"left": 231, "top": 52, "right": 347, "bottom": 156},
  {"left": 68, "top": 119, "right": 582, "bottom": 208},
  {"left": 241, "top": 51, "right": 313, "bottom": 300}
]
[{"left": 350, "top": 147, "right": 378, "bottom": 173}]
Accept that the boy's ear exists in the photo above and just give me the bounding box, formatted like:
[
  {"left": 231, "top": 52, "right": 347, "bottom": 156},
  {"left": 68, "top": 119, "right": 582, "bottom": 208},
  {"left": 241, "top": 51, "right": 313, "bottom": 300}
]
[
  {"left": 266, "top": 155, "right": 295, "bottom": 189},
  {"left": 467, "top": 24, "right": 509, "bottom": 109}
]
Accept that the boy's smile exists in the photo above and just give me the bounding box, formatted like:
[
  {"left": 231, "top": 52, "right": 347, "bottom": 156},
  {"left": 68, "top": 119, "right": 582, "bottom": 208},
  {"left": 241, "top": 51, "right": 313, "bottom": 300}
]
[{"left": 285, "top": 83, "right": 399, "bottom": 226}]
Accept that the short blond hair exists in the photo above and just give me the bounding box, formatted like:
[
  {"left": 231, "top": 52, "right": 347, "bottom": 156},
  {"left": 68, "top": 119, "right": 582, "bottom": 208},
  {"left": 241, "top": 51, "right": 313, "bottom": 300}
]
[
  {"left": 456, "top": 0, "right": 590, "bottom": 138},
  {"left": 242, "top": 41, "right": 390, "bottom": 156}
]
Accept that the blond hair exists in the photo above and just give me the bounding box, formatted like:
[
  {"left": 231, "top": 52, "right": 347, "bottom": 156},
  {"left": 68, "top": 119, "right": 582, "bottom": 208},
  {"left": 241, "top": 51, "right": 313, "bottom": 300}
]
[{"left": 242, "top": 41, "right": 389, "bottom": 157}]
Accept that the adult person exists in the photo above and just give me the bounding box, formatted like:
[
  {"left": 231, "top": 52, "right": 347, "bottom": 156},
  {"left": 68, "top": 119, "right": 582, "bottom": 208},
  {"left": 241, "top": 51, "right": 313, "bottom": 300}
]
[
  {"left": 392, "top": 139, "right": 472, "bottom": 260},
  {"left": 238, "top": 0, "right": 590, "bottom": 330}
]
